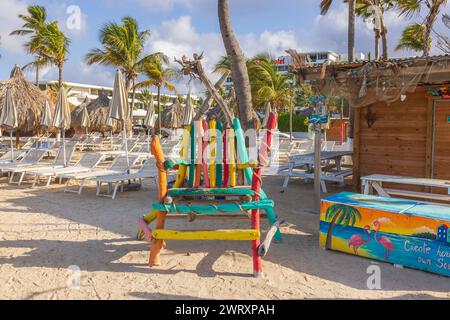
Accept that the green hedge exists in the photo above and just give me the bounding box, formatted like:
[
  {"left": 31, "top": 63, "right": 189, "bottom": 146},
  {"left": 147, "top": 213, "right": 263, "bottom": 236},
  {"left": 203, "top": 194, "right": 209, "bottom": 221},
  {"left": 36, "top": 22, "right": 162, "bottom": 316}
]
[{"left": 277, "top": 112, "right": 308, "bottom": 132}]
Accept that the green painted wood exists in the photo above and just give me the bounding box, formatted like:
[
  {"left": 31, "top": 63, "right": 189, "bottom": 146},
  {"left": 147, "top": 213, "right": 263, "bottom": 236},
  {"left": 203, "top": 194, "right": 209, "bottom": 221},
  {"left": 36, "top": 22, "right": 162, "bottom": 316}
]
[
  {"left": 188, "top": 124, "right": 195, "bottom": 187},
  {"left": 216, "top": 121, "right": 223, "bottom": 187},
  {"left": 153, "top": 199, "right": 274, "bottom": 214},
  {"left": 168, "top": 187, "right": 255, "bottom": 197}
]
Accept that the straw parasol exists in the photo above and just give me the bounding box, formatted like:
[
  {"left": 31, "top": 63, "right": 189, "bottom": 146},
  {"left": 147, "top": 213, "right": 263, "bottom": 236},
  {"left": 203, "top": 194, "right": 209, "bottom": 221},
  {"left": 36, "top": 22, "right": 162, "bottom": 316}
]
[
  {"left": 0, "top": 88, "right": 18, "bottom": 162},
  {"left": 70, "top": 96, "right": 90, "bottom": 132},
  {"left": 158, "top": 101, "right": 183, "bottom": 129},
  {"left": 0, "top": 65, "right": 54, "bottom": 136},
  {"left": 109, "top": 69, "right": 130, "bottom": 167},
  {"left": 52, "top": 86, "right": 71, "bottom": 166}
]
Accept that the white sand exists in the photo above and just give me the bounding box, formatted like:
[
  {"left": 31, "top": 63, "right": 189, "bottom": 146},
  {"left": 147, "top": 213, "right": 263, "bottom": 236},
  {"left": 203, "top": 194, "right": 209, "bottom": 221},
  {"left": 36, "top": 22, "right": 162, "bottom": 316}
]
[{"left": 0, "top": 176, "right": 449, "bottom": 300}]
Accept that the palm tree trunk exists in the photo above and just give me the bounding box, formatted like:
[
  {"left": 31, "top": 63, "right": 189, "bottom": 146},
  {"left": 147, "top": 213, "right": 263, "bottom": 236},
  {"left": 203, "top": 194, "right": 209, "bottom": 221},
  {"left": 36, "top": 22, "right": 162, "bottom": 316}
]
[
  {"left": 423, "top": 1, "right": 443, "bottom": 57},
  {"left": 380, "top": 15, "right": 388, "bottom": 59},
  {"left": 58, "top": 64, "right": 63, "bottom": 88},
  {"left": 157, "top": 85, "right": 161, "bottom": 135},
  {"left": 374, "top": 29, "right": 380, "bottom": 60},
  {"left": 130, "top": 77, "right": 136, "bottom": 127},
  {"left": 348, "top": 0, "right": 356, "bottom": 62},
  {"left": 325, "top": 211, "right": 342, "bottom": 250},
  {"left": 218, "top": 0, "right": 255, "bottom": 130},
  {"left": 35, "top": 64, "right": 40, "bottom": 87}
]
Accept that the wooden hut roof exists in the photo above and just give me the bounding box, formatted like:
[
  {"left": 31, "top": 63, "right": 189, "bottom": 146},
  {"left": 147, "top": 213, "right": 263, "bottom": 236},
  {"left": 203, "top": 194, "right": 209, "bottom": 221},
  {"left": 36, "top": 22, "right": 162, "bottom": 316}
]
[{"left": 287, "top": 52, "right": 450, "bottom": 108}]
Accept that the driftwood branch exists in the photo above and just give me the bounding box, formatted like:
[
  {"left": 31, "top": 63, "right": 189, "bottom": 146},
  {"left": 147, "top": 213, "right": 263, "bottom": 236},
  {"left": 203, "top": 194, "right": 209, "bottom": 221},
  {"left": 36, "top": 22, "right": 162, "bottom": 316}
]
[
  {"left": 194, "top": 71, "right": 230, "bottom": 121},
  {"left": 175, "top": 54, "right": 234, "bottom": 125}
]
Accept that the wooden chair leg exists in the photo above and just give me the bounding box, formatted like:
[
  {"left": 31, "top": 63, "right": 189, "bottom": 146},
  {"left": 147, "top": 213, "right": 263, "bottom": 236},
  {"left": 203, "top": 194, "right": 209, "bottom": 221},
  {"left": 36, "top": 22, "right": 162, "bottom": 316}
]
[
  {"left": 251, "top": 208, "right": 262, "bottom": 277},
  {"left": 149, "top": 211, "right": 167, "bottom": 267}
]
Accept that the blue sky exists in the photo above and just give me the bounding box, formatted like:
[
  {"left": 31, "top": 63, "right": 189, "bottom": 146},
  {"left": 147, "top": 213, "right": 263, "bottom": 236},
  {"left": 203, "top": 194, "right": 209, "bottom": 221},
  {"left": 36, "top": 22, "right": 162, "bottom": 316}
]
[{"left": 0, "top": 0, "right": 449, "bottom": 95}]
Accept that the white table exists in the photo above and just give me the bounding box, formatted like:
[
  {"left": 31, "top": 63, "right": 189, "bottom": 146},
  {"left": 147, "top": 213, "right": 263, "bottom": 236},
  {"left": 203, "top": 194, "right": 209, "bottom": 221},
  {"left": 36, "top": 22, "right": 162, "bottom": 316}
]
[
  {"left": 279, "top": 151, "right": 353, "bottom": 192},
  {"left": 361, "top": 174, "right": 450, "bottom": 202}
]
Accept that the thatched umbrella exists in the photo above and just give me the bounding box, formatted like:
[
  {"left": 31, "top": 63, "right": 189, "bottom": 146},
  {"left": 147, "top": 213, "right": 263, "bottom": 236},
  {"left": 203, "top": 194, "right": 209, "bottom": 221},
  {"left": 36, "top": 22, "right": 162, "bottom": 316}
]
[
  {"left": 71, "top": 92, "right": 128, "bottom": 134},
  {"left": 70, "top": 96, "right": 90, "bottom": 134},
  {"left": 0, "top": 88, "right": 18, "bottom": 162},
  {"left": 0, "top": 65, "right": 54, "bottom": 140},
  {"left": 158, "top": 102, "right": 183, "bottom": 129}
]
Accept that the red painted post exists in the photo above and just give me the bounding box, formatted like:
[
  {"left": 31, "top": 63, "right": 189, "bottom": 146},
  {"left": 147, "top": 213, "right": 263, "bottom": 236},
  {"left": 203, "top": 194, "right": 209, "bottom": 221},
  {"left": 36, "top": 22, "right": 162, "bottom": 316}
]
[{"left": 250, "top": 112, "right": 277, "bottom": 276}]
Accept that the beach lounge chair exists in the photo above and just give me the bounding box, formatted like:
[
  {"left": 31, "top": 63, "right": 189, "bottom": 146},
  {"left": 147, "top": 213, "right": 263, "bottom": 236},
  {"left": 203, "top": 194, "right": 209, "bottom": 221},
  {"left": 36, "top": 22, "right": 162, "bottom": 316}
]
[
  {"left": 23, "top": 152, "right": 105, "bottom": 189},
  {"left": 7, "top": 143, "right": 77, "bottom": 185},
  {"left": 60, "top": 154, "right": 140, "bottom": 195},
  {"left": 0, "top": 149, "right": 47, "bottom": 181},
  {"left": 138, "top": 114, "right": 282, "bottom": 277},
  {"left": 0, "top": 150, "right": 26, "bottom": 164},
  {"left": 93, "top": 157, "right": 157, "bottom": 199}
]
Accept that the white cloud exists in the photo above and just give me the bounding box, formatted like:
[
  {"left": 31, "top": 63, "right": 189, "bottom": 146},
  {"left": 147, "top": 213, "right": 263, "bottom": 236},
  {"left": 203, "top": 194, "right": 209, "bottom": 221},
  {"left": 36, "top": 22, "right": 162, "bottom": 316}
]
[
  {"left": 0, "top": 0, "right": 29, "bottom": 53},
  {"left": 413, "top": 226, "right": 434, "bottom": 234},
  {"left": 144, "top": 15, "right": 302, "bottom": 94}
]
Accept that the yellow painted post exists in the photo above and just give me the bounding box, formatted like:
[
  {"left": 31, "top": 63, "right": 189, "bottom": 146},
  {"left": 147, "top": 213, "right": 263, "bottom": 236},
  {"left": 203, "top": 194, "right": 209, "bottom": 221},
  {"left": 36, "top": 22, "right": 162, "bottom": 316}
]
[{"left": 152, "top": 229, "right": 261, "bottom": 241}]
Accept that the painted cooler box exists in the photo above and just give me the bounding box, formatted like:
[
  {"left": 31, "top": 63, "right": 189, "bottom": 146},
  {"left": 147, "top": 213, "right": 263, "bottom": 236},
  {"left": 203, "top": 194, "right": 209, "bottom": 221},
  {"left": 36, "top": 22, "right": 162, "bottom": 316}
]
[{"left": 320, "top": 192, "right": 450, "bottom": 277}]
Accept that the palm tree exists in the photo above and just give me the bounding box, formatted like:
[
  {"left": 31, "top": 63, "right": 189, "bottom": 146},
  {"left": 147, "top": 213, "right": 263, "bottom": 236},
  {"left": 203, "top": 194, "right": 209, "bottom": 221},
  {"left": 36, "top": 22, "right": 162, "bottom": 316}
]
[
  {"left": 138, "top": 89, "right": 153, "bottom": 107},
  {"left": 321, "top": 0, "right": 356, "bottom": 62},
  {"left": 395, "top": 23, "right": 430, "bottom": 52},
  {"left": 397, "top": 0, "right": 448, "bottom": 56},
  {"left": 37, "top": 21, "right": 71, "bottom": 88},
  {"left": 218, "top": 0, "right": 255, "bottom": 130},
  {"left": 349, "top": 0, "right": 394, "bottom": 59},
  {"left": 248, "top": 55, "right": 293, "bottom": 110},
  {"left": 324, "top": 204, "right": 362, "bottom": 250},
  {"left": 85, "top": 17, "right": 155, "bottom": 117},
  {"left": 134, "top": 54, "right": 178, "bottom": 133},
  {"left": 10, "top": 5, "right": 51, "bottom": 85}
]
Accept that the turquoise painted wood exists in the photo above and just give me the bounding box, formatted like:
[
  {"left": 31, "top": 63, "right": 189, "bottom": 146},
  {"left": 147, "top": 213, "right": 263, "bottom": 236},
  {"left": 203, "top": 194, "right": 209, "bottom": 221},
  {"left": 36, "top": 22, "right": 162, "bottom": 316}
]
[
  {"left": 188, "top": 124, "right": 195, "bottom": 187},
  {"left": 153, "top": 199, "right": 275, "bottom": 214},
  {"left": 168, "top": 187, "right": 255, "bottom": 197}
]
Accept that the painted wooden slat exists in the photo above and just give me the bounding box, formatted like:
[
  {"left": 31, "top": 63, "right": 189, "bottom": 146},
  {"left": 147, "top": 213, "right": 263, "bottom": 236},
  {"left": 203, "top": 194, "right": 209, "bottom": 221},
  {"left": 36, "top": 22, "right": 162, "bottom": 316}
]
[
  {"left": 209, "top": 120, "right": 217, "bottom": 188},
  {"left": 152, "top": 229, "right": 260, "bottom": 241},
  {"left": 153, "top": 199, "right": 274, "bottom": 213},
  {"left": 228, "top": 127, "right": 236, "bottom": 187},
  {"left": 216, "top": 121, "right": 223, "bottom": 187},
  {"left": 168, "top": 187, "right": 255, "bottom": 197},
  {"left": 173, "top": 127, "right": 191, "bottom": 188},
  {"left": 202, "top": 120, "right": 210, "bottom": 187},
  {"left": 223, "top": 124, "right": 229, "bottom": 187},
  {"left": 188, "top": 123, "right": 195, "bottom": 187},
  {"left": 194, "top": 120, "right": 203, "bottom": 187}
]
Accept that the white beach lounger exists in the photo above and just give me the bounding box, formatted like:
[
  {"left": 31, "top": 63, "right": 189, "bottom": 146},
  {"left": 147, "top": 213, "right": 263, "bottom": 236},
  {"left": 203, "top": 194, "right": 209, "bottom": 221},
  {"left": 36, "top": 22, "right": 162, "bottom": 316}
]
[
  {"left": 0, "top": 150, "right": 26, "bottom": 164},
  {"left": 7, "top": 143, "right": 76, "bottom": 185},
  {"left": 60, "top": 155, "right": 141, "bottom": 195},
  {"left": 0, "top": 149, "right": 47, "bottom": 181},
  {"left": 24, "top": 152, "right": 105, "bottom": 189},
  {"left": 93, "top": 158, "right": 157, "bottom": 199}
]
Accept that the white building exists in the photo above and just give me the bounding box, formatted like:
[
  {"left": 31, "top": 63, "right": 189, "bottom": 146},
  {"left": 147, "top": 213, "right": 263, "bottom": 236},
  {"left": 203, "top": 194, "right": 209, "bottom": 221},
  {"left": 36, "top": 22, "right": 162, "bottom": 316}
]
[{"left": 38, "top": 80, "right": 197, "bottom": 109}]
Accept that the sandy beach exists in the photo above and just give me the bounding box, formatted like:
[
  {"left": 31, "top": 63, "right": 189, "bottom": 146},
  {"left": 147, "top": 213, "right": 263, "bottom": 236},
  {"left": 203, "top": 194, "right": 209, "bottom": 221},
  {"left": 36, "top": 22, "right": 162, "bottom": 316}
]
[{"left": 0, "top": 175, "right": 449, "bottom": 300}]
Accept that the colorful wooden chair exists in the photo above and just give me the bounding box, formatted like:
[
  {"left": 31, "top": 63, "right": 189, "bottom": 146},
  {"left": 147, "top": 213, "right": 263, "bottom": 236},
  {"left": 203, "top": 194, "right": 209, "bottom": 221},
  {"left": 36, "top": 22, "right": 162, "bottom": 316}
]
[{"left": 138, "top": 113, "right": 282, "bottom": 277}]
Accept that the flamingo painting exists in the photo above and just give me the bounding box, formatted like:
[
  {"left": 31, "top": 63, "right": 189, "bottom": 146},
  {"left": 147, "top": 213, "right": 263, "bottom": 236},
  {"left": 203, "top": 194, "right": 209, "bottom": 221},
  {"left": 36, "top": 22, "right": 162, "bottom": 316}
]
[
  {"left": 373, "top": 220, "right": 394, "bottom": 260},
  {"left": 348, "top": 225, "right": 371, "bottom": 255}
]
